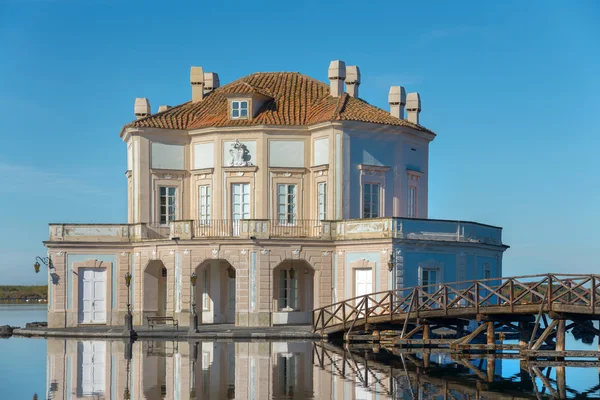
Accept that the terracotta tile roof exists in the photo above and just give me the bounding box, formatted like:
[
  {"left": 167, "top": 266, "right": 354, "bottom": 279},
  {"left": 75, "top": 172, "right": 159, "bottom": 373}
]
[{"left": 126, "top": 72, "right": 435, "bottom": 134}]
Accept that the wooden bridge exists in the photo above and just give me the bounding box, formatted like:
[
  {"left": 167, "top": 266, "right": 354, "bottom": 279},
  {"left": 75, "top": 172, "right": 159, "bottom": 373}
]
[{"left": 312, "top": 273, "right": 600, "bottom": 358}]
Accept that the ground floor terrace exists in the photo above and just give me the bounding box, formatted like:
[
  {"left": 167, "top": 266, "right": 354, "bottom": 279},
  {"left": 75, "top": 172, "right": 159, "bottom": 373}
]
[{"left": 44, "top": 218, "right": 507, "bottom": 328}]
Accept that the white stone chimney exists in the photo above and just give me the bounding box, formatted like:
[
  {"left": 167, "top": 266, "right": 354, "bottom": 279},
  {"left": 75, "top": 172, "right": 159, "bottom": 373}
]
[
  {"left": 158, "top": 105, "right": 171, "bottom": 113},
  {"left": 388, "top": 86, "right": 406, "bottom": 119},
  {"left": 134, "top": 98, "right": 151, "bottom": 119},
  {"left": 203, "top": 72, "right": 220, "bottom": 94},
  {"left": 406, "top": 92, "right": 421, "bottom": 124},
  {"left": 346, "top": 66, "right": 361, "bottom": 98},
  {"left": 190, "top": 66, "right": 204, "bottom": 103},
  {"left": 328, "top": 60, "right": 346, "bottom": 97}
]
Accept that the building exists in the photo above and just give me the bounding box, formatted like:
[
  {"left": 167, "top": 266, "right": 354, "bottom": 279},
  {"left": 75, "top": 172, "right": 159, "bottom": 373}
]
[{"left": 44, "top": 60, "right": 508, "bottom": 328}]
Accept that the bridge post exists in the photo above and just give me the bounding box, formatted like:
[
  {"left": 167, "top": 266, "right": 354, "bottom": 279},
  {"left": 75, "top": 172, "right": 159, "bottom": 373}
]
[
  {"left": 519, "top": 321, "right": 530, "bottom": 349},
  {"left": 487, "top": 321, "right": 495, "bottom": 347},
  {"left": 423, "top": 324, "right": 430, "bottom": 340},
  {"left": 556, "top": 319, "right": 566, "bottom": 354},
  {"left": 556, "top": 366, "right": 566, "bottom": 398}
]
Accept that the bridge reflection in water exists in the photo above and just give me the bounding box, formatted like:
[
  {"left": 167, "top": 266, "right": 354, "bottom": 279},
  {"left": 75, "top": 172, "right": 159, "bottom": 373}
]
[{"left": 45, "top": 338, "right": 600, "bottom": 399}]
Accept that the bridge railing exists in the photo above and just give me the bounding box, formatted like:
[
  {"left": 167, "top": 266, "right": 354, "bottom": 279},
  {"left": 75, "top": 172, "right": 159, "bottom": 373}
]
[{"left": 313, "top": 273, "right": 600, "bottom": 333}]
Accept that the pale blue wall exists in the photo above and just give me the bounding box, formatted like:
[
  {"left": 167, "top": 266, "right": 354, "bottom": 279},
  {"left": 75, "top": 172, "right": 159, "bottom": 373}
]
[
  {"left": 345, "top": 251, "right": 380, "bottom": 298},
  {"left": 395, "top": 247, "right": 502, "bottom": 290},
  {"left": 66, "top": 254, "right": 117, "bottom": 310},
  {"left": 348, "top": 136, "right": 395, "bottom": 219}
]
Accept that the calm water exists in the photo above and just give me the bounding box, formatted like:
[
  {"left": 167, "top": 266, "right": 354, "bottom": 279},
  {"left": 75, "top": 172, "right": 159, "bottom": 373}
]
[{"left": 2, "top": 306, "right": 600, "bottom": 399}]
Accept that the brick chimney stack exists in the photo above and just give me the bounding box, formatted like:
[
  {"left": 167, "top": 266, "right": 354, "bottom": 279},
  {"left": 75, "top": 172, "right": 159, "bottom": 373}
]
[
  {"left": 134, "top": 98, "right": 151, "bottom": 119},
  {"left": 346, "top": 66, "right": 361, "bottom": 98},
  {"left": 203, "top": 72, "right": 220, "bottom": 94},
  {"left": 406, "top": 92, "right": 421, "bottom": 124},
  {"left": 190, "top": 66, "right": 205, "bottom": 103},
  {"left": 388, "top": 86, "right": 406, "bottom": 119},
  {"left": 328, "top": 60, "right": 346, "bottom": 97}
]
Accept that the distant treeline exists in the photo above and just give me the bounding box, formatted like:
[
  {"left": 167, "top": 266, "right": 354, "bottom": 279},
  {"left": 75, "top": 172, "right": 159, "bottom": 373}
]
[{"left": 0, "top": 285, "right": 48, "bottom": 301}]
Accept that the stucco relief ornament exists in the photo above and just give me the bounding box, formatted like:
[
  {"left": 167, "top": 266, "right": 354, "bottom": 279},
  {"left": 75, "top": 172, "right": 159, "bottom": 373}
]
[
  {"left": 163, "top": 174, "right": 172, "bottom": 179},
  {"left": 292, "top": 249, "right": 300, "bottom": 258},
  {"left": 211, "top": 249, "right": 219, "bottom": 257},
  {"left": 229, "top": 139, "right": 253, "bottom": 167},
  {"left": 56, "top": 251, "right": 63, "bottom": 256},
  {"left": 261, "top": 249, "right": 270, "bottom": 255},
  {"left": 184, "top": 249, "right": 190, "bottom": 255},
  {"left": 240, "top": 249, "right": 247, "bottom": 255}
]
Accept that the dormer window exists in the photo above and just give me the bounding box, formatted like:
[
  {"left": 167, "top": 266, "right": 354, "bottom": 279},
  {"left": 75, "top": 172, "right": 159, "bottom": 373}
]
[{"left": 231, "top": 101, "right": 248, "bottom": 119}]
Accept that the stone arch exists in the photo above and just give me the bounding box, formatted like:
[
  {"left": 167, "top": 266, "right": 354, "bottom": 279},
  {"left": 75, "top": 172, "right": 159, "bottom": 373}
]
[
  {"left": 193, "top": 258, "right": 236, "bottom": 324},
  {"left": 143, "top": 260, "right": 168, "bottom": 318},
  {"left": 272, "top": 259, "right": 315, "bottom": 325}
]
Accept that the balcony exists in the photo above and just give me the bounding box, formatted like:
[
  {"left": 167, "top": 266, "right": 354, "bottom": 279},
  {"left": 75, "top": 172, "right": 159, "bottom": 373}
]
[{"left": 48, "top": 218, "right": 503, "bottom": 246}]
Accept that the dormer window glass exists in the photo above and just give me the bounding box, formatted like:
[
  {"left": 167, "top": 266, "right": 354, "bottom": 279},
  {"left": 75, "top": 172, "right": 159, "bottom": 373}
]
[{"left": 231, "top": 101, "right": 248, "bottom": 119}]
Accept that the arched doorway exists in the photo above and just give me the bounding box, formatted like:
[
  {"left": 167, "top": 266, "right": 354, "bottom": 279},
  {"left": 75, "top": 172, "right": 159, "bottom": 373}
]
[
  {"left": 194, "top": 259, "right": 236, "bottom": 324},
  {"left": 272, "top": 259, "right": 315, "bottom": 325},
  {"left": 143, "top": 260, "right": 168, "bottom": 318}
]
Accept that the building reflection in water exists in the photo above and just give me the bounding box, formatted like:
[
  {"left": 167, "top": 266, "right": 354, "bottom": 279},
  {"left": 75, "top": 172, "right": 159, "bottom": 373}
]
[
  {"left": 45, "top": 338, "right": 597, "bottom": 399},
  {"left": 46, "top": 338, "right": 319, "bottom": 400}
]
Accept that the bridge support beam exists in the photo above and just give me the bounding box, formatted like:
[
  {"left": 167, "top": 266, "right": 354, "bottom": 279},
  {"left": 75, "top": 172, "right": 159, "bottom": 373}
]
[{"left": 487, "top": 322, "right": 495, "bottom": 347}]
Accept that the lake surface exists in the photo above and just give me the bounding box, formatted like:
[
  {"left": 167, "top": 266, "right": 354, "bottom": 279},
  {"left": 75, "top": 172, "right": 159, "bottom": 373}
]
[{"left": 2, "top": 306, "right": 600, "bottom": 399}]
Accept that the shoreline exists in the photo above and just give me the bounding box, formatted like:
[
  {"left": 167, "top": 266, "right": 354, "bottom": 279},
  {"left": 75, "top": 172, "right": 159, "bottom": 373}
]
[{"left": 11, "top": 324, "right": 323, "bottom": 340}]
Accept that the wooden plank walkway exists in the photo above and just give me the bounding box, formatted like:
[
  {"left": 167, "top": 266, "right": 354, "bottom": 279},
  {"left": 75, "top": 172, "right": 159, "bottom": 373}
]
[{"left": 312, "top": 273, "right": 600, "bottom": 359}]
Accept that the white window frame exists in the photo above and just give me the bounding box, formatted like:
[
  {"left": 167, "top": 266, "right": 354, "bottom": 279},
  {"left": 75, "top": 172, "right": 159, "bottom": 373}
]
[
  {"left": 277, "top": 184, "right": 297, "bottom": 225},
  {"left": 278, "top": 269, "right": 298, "bottom": 311},
  {"left": 408, "top": 185, "right": 417, "bottom": 218},
  {"left": 159, "top": 186, "right": 177, "bottom": 225},
  {"left": 198, "top": 185, "right": 211, "bottom": 224},
  {"left": 317, "top": 182, "right": 327, "bottom": 222},
  {"left": 358, "top": 164, "right": 389, "bottom": 219},
  {"left": 231, "top": 100, "right": 249, "bottom": 119},
  {"left": 362, "top": 183, "right": 381, "bottom": 218}
]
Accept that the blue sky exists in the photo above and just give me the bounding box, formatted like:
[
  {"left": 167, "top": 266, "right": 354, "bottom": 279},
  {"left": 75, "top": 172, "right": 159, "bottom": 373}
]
[{"left": 0, "top": 0, "right": 598, "bottom": 284}]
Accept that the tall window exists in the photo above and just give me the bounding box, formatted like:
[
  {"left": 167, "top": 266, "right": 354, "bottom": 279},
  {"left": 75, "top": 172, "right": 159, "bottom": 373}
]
[
  {"left": 408, "top": 186, "right": 417, "bottom": 218},
  {"left": 277, "top": 184, "right": 297, "bottom": 224},
  {"left": 159, "top": 186, "right": 176, "bottom": 224},
  {"left": 317, "top": 182, "right": 327, "bottom": 221},
  {"left": 362, "top": 183, "right": 380, "bottom": 218},
  {"left": 198, "top": 185, "right": 211, "bottom": 224},
  {"left": 278, "top": 355, "right": 297, "bottom": 396},
  {"left": 231, "top": 101, "right": 248, "bottom": 119},
  {"left": 279, "top": 269, "right": 297, "bottom": 310},
  {"left": 421, "top": 268, "right": 438, "bottom": 295}
]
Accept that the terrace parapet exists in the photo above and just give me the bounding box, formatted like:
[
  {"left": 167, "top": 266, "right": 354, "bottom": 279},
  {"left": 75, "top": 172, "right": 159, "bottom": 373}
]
[{"left": 47, "top": 218, "right": 503, "bottom": 245}]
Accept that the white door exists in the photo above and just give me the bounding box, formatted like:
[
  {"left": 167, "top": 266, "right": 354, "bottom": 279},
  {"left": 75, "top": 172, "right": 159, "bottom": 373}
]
[
  {"left": 231, "top": 183, "right": 250, "bottom": 236},
  {"left": 355, "top": 268, "right": 373, "bottom": 298},
  {"left": 78, "top": 341, "right": 106, "bottom": 396},
  {"left": 79, "top": 268, "right": 107, "bottom": 324}
]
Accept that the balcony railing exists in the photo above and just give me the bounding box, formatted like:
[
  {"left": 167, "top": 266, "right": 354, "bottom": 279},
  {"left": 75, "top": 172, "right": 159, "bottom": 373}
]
[{"left": 48, "top": 217, "right": 503, "bottom": 245}]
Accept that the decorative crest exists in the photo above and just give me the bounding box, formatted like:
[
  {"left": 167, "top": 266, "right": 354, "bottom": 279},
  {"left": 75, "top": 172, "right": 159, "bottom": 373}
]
[{"left": 229, "top": 139, "right": 253, "bottom": 167}]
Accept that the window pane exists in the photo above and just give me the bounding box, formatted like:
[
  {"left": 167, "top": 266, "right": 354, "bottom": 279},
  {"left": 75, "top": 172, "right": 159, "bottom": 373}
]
[
  {"left": 232, "top": 102, "right": 239, "bottom": 109},
  {"left": 232, "top": 109, "right": 239, "bottom": 118},
  {"left": 240, "top": 109, "right": 248, "bottom": 117},
  {"left": 241, "top": 101, "right": 248, "bottom": 109}
]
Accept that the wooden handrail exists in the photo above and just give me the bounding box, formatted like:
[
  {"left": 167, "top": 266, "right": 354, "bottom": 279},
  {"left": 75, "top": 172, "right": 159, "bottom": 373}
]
[{"left": 313, "top": 273, "right": 600, "bottom": 333}]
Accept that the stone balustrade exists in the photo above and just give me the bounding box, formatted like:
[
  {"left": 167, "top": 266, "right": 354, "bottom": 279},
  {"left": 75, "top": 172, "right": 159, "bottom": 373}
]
[{"left": 48, "top": 218, "right": 502, "bottom": 245}]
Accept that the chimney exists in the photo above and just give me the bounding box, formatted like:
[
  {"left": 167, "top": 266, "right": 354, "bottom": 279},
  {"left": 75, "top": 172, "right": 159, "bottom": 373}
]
[
  {"left": 203, "top": 72, "right": 220, "bottom": 94},
  {"left": 346, "top": 66, "right": 361, "bottom": 98},
  {"left": 134, "top": 98, "right": 151, "bottom": 119},
  {"left": 388, "top": 86, "right": 406, "bottom": 119},
  {"left": 190, "top": 66, "right": 204, "bottom": 103},
  {"left": 158, "top": 105, "right": 171, "bottom": 113},
  {"left": 328, "top": 60, "right": 346, "bottom": 97},
  {"left": 406, "top": 92, "right": 421, "bottom": 124}
]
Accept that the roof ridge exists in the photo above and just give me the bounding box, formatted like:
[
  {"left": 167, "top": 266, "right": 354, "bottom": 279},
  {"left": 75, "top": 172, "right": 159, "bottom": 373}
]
[{"left": 331, "top": 93, "right": 348, "bottom": 120}]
